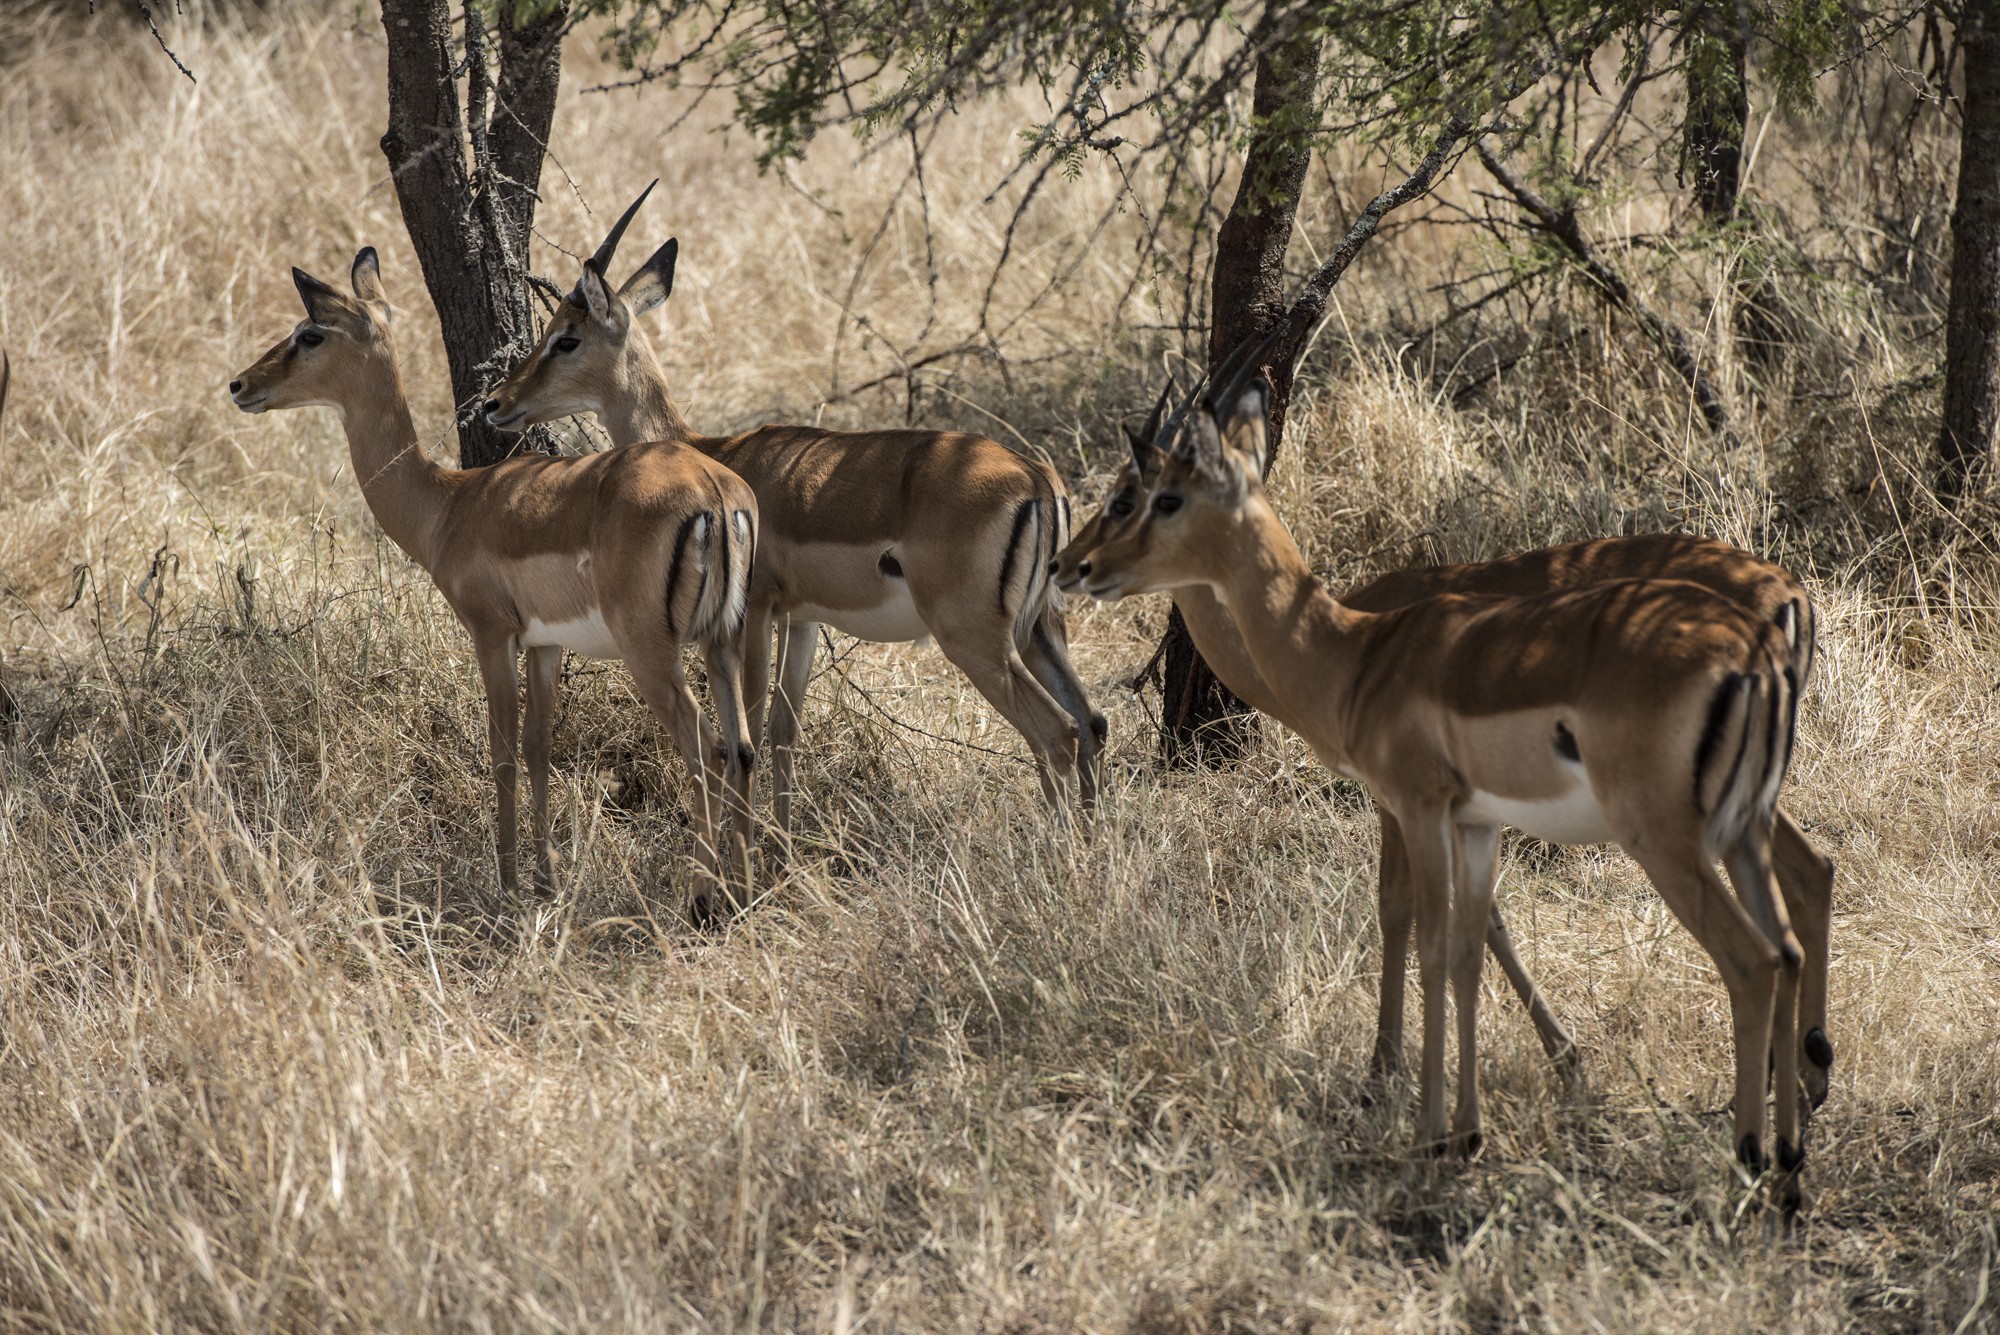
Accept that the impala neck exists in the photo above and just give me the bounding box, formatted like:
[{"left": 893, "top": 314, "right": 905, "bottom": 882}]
[
  {"left": 1201, "top": 496, "right": 1369, "bottom": 756},
  {"left": 335, "top": 354, "right": 449, "bottom": 571},
  {"left": 600, "top": 336, "right": 693, "bottom": 448}
]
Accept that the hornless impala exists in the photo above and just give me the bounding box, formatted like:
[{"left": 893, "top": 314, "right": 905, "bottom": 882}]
[
  {"left": 481, "top": 188, "right": 1103, "bottom": 831},
  {"left": 1063, "top": 356, "right": 1809, "bottom": 1191},
  {"left": 1054, "top": 401, "right": 1835, "bottom": 1114},
  {"left": 229, "top": 249, "right": 759, "bottom": 919}
]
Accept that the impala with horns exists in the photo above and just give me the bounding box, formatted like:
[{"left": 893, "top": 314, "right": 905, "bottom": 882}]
[
  {"left": 1054, "top": 390, "right": 1834, "bottom": 1115},
  {"left": 1061, "top": 349, "right": 1810, "bottom": 1201},
  {"left": 229, "top": 249, "right": 759, "bottom": 920},
  {"left": 482, "top": 185, "right": 1102, "bottom": 831}
]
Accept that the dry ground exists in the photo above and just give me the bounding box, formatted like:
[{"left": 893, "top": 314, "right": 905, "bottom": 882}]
[{"left": 1, "top": 4, "right": 1997, "bottom": 1331}]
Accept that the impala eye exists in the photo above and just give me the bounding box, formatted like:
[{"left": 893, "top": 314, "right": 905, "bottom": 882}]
[
  {"left": 553, "top": 335, "right": 581, "bottom": 354},
  {"left": 1153, "top": 493, "right": 1183, "bottom": 515},
  {"left": 296, "top": 330, "right": 324, "bottom": 348},
  {"left": 1107, "top": 490, "right": 1135, "bottom": 519}
]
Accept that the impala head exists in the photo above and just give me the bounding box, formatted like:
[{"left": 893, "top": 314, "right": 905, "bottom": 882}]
[
  {"left": 1062, "top": 346, "right": 1276, "bottom": 602},
  {"left": 482, "top": 181, "right": 679, "bottom": 431},
  {"left": 1049, "top": 381, "right": 1175, "bottom": 593},
  {"left": 229, "top": 248, "right": 394, "bottom": 414}
]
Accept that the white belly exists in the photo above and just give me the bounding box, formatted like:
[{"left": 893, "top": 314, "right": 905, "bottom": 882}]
[
  {"left": 791, "top": 586, "right": 930, "bottom": 644},
  {"left": 1457, "top": 782, "right": 1614, "bottom": 845},
  {"left": 521, "top": 610, "right": 622, "bottom": 660}
]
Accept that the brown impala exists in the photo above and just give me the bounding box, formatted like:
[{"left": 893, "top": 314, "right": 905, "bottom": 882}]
[
  {"left": 1054, "top": 377, "right": 1835, "bottom": 1119},
  {"left": 1059, "top": 351, "right": 1815, "bottom": 1205},
  {"left": 482, "top": 187, "right": 1103, "bottom": 833},
  {"left": 230, "top": 250, "right": 758, "bottom": 920}
]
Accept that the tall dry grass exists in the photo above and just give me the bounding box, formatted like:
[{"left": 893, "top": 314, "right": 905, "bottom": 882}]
[{"left": 0, "top": 3, "right": 1997, "bottom": 1330}]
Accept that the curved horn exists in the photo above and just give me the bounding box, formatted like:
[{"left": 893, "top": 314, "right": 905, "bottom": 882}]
[
  {"left": 570, "top": 179, "right": 658, "bottom": 303},
  {"left": 1212, "top": 325, "right": 1288, "bottom": 418},
  {"left": 1131, "top": 379, "right": 1174, "bottom": 461}
]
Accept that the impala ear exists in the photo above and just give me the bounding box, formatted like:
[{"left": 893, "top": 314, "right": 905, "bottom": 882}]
[
  {"left": 1218, "top": 371, "right": 1272, "bottom": 478},
  {"left": 619, "top": 237, "right": 678, "bottom": 316},
  {"left": 576, "top": 258, "right": 622, "bottom": 327},
  {"left": 293, "top": 267, "right": 344, "bottom": 323},
  {"left": 1174, "top": 408, "right": 1234, "bottom": 491},
  {"left": 349, "top": 247, "right": 391, "bottom": 323}
]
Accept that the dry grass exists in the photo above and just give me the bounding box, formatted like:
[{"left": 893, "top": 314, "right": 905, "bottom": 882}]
[{"left": 2, "top": 4, "right": 1998, "bottom": 1330}]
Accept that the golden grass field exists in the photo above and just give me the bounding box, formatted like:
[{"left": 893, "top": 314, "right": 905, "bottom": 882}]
[{"left": 2, "top": 3, "right": 1997, "bottom": 1330}]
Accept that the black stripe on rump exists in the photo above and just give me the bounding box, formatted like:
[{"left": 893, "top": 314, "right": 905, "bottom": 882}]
[
  {"left": 1693, "top": 671, "right": 1750, "bottom": 815},
  {"left": 663, "top": 510, "right": 703, "bottom": 639},
  {"left": 995, "top": 498, "right": 1038, "bottom": 616},
  {"left": 1776, "top": 663, "right": 1799, "bottom": 791}
]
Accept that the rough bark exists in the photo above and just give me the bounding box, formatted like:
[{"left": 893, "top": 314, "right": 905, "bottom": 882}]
[
  {"left": 1937, "top": 0, "right": 2000, "bottom": 502},
  {"left": 1684, "top": 4, "right": 1749, "bottom": 226},
  {"left": 379, "top": 0, "right": 566, "bottom": 468},
  {"left": 1155, "top": 22, "right": 1323, "bottom": 768}
]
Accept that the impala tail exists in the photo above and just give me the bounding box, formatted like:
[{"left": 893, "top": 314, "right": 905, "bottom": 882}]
[
  {"left": 1775, "top": 592, "right": 1816, "bottom": 690},
  {"left": 668, "top": 501, "right": 755, "bottom": 645},
  {"left": 1694, "top": 645, "right": 1797, "bottom": 857},
  {"left": 1002, "top": 471, "right": 1068, "bottom": 645}
]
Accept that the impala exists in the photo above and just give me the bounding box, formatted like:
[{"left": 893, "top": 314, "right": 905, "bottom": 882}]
[
  {"left": 229, "top": 249, "right": 759, "bottom": 919},
  {"left": 1063, "top": 355, "right": 1808, "bottom": 1191},
  {"left": 481, "top": 187, "right": 1102, "bottom": 831},
  {"left": 1054, "top": 394, "right": 1835, "bottom": 1114}
]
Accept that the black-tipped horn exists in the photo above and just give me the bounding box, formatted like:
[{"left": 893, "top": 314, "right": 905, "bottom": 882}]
[
  {"left": 1131, "top": 378, "right": 1175, "bottom": 463},
  {"left": 570, "top": 180, "right": 658, "bottom": 303},
  {"left": 1213, "top": 325, "right": 1288, "bottom": 417}
]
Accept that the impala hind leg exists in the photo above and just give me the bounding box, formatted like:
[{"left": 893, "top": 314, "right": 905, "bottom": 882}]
[
  {"left": 767, "top": 618, "right": 818, "bottom": 836},
  {"left": 929, "top": 625, "right": 1080, "bottom": 811},
  {"left": 1487, "top": 903, "right": 1578, "bottom": 1070},
  {"left": 473, "top": 638, "right": 523, "bottom": 905},
  {"left": 1022, "top": 612, "right": 1104, "bottom": 808},
  {"left": 1629, "top": 844, "right": 1784, "bottom": 1174},
  {"left": 522, "top": 645, "right": 562, "bottom": 897},
  {"left": 1724, "top": 824, "right": 1803, "bottom": 1202},
  {"left": 623, "top": 649, "right": 730, "bottom": 923},
  {"left": 1773, "top": 810, "right": 1835, "bottom": 1108},
  {"left": 700, "top": 631, "right": 758, "bottom": 904}
]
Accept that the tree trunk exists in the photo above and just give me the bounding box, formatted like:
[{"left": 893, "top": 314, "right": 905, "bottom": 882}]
[
  {"left": 379, "top": 0, "right": 567, "bottom": 468},
  {"left": 1937, "top": 0, "right": 2000, "bottom": 502},
  {"left": 1156, "top": 23, "right": 1323, "bottom": 768},
  {"left": 1684, "top": 4, "right": 1748, "bottom": 226}
]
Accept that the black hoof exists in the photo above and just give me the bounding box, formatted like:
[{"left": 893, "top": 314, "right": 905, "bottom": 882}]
[{"left": 1736, "top": 1132, "right": 1768, "bottom": 1175}]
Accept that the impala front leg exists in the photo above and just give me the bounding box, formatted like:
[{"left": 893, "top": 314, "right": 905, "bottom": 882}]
[
  {"left": 1396, "top": 803, "right": 1456, "bottom": 1151},
  {"left": 769, "top": 618, "right": 818, "bottom": 836},
  {"left": 1372, "top": 811, "right": 1413, "bottom": 1078},
  {"left": 522, "top": 645, "right": 561, "bottom": 897},
  {"left": 1451, "top": 824, "right": 1502, "bottom": 1155},
  {"left": 474, "top": 637, "right": 522, "bottom": 905},
  {"left": 742, "top": 604, "right": 775, "bottom": 749}
]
